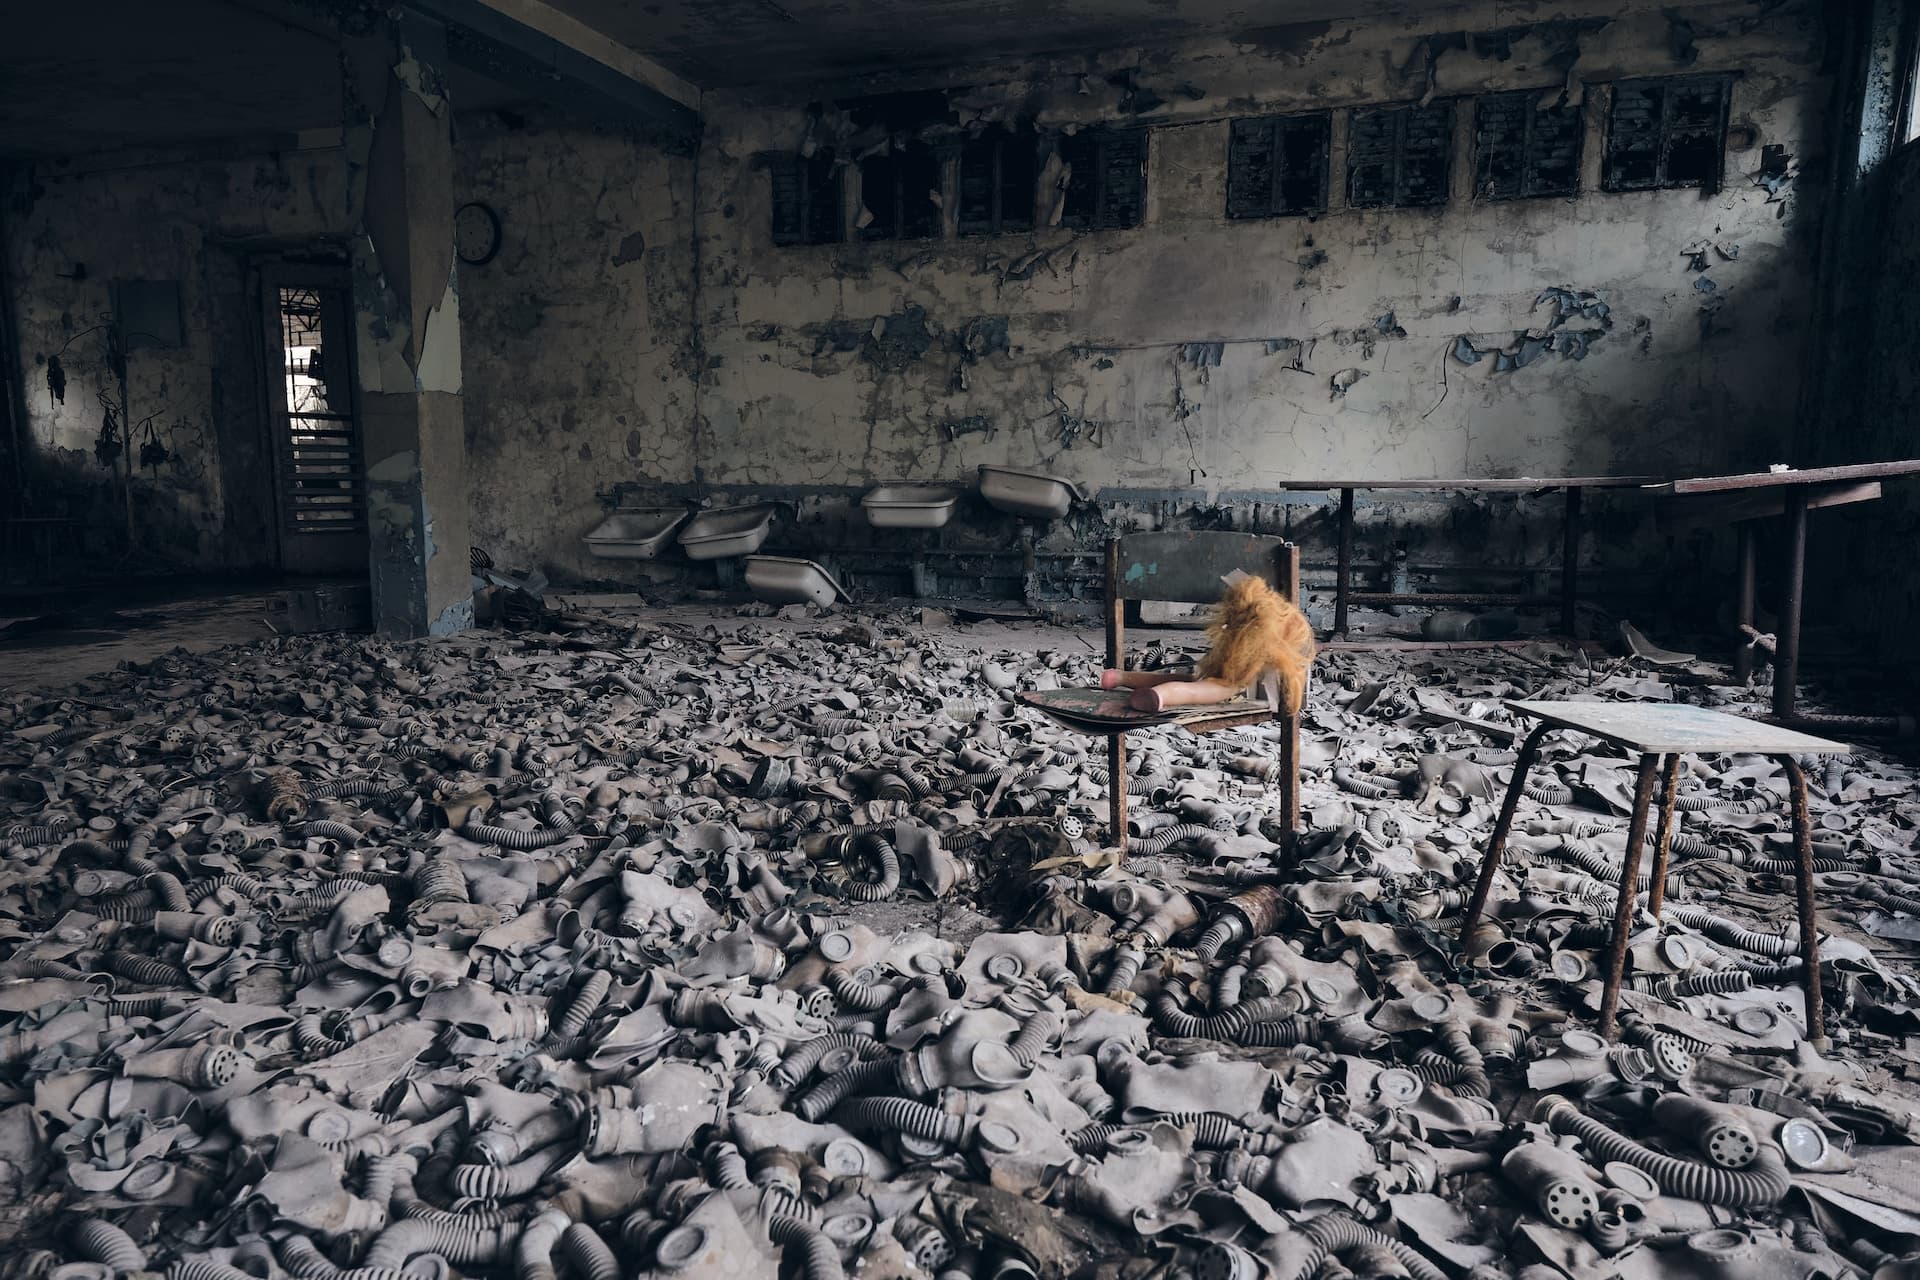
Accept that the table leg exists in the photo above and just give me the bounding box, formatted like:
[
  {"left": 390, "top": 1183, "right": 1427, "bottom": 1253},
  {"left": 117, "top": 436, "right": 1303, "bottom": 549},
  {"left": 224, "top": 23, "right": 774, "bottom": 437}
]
[
  {"left": 1460, "top": 722, "right": 1551, "bottom": 942},
  {"left": 1774, "top": 488, "right": 1808, "bottom": 720},
  {"left": 1335, "top": 487, "right": 1355, "bottom": 638},
  {"left": 1733, "top": 522, "right": 1757, "bottom": 683},
  {"left": 1647, "top": 753, "right": 1682, "bottom": 917},
  {"left": 1561, "top": 485, "right": 1582, "bottom": 638},
  {"left": 1109, "top": 732, "right": 1128, "bottom": 855},
  {"left": 1776, "top": 754, "right": 1828, "bottom": 1049},
  {"left": 1599, "top": 754, "right": 1662, "bottom": 1040}
]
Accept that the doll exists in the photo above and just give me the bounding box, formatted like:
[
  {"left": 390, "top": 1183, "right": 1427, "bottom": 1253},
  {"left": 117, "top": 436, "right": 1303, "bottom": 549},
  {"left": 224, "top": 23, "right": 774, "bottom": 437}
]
[{"left": 1100, "top": 573, "right": 1315, "bottom": 714}]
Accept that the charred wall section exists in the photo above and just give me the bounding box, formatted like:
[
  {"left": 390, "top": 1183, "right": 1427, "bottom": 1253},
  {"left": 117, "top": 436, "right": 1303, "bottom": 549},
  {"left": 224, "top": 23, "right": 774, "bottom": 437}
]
[
  {"left": 644, "top": 1, "right": 1830, "bottom": 614},
  {"left": 1, "top": 0, "right": 1838, "bottom": 621}
]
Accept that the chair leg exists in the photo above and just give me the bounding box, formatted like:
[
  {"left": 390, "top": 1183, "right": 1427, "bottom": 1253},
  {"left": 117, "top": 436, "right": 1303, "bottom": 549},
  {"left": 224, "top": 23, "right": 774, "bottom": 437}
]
[
  {"left": 1647, "top": 753, "right": 1682, "bottom": 918},
  {"left": 1279, "top": 713, "right": 1299, "bottom": 843},
  {"left": 1599, "top": 754, "right": 1661, "bottom": 1040},
  {"left": 1109, "top": 732, "right": 1128, "bottom": 854},
  {"left": 1776, "top": 754, "right": 1828, "bottom": 1049},
  {"left": 1460, "top": 722, "right": 1551, "bottom": 942}
]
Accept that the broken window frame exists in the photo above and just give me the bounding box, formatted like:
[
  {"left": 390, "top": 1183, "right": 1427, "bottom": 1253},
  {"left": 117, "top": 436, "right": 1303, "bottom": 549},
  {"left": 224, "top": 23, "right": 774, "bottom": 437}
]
[
  {"left": 858, "top": 141, "right": 943, "bottom": 243},
  {"left": 767, "top": 150, "right": 844, "bottom": 248},
  {"left": 1601, "top": 74, "right": 1734, "bottom": 193},
  {"left": 1471, "top": 91, "right": 1584, "bottom": 201},
  {"left": 1226, "top": 111, "right": 1331, "bottom": 220},
  {"left": 956, "top": 126, "right": 1040, "bottom": 238},
  {"left": 1346, "top": 100, "right": 1456, "bottom": 210},
  {"left": 1057, "top": 127, "right": 1149, "bottom": 231},
  {"left": 1906, "top": 21, "right": 1920, "bottom": 146}
]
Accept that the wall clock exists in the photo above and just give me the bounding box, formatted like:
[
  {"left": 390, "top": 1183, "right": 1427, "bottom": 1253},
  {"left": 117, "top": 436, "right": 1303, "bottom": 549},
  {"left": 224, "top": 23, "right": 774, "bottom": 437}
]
[{"left": 454, "top": 201, "right": 502, "bottom": 267}]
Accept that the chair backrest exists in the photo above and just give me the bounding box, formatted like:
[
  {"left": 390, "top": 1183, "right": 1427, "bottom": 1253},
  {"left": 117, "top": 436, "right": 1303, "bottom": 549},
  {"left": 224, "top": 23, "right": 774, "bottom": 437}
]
[{"left": 1106, "top": 532, "right": 1300, "bottom": 605}]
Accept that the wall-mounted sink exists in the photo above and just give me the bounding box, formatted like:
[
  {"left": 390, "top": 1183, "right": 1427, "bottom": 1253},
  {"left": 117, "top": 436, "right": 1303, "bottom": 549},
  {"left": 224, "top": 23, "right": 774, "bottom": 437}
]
[
  {"left": 861, "top": 485, "right": 960, "bottom": 529},
  {"left": 677, "top": 503, "right": 778, "bottom": 560},
  {"left": 744, "top": 555, "right": 847, "bottom": 606},
  {"left": 581, "top": 507, "right": 691, "bottom": 560},
  {"left": 977, "top": 465, "right": 1084, "bottom": 519}
]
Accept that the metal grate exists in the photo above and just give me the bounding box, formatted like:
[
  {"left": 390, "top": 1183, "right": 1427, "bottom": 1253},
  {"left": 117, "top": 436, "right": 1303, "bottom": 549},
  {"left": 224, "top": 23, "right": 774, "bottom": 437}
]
[
  {"left": 276, "top": 286, "right": 364, "bottom": 534},
  {"left": 957, "top": 127, "right": 1038, "bottom": 237},
  {"left": 769, "top": 151, "right": 844, "bottom": 246},
  {"left": 860, "top": 142, "right": 942, "bottom": 241},
  {"left": 1602, "top": 75, "right": 1732, "bottom": 192},
  {"left": 1227, "top": 112, "right": 1331, "bottom": 219},
  {"left": 1474, "top": 92, "right": 1583, "bottom": 200},
  {"left": 1059, "top": 128, "right": 1147, "bottom": 230},
  {"left": 1348, "top": 102, "right": 1454, "bottom": 209}
]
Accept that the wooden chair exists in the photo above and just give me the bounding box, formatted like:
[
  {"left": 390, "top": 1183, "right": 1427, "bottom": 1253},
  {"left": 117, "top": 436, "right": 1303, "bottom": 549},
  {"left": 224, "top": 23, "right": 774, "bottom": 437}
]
[{"left": 1017, "top": 532, "right": 1303, "bottom": 853}]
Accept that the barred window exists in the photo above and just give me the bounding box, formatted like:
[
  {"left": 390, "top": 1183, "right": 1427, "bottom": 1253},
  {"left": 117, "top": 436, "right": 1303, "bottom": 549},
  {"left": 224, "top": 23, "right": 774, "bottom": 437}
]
[
  {"left": 1348, "top": 101, "right": 1454, "bottom": 208},
  {"left": 957, "top": 127, "right": 1038, "bottom": 237},
  {"left": 1602, "top": 75, "right": 1732, "bottom": 192},
  {"left": 1227, "top": 112, "right": 1331, "bottom": 218},
  {"left": 1473, "top": 92, "right": 1583, "bottom": 200},
  {"left": 768, "top": 151, "right": 842, "bottom": 247},
  {"left": 1058, "top": 128, "right": 1148, "bottom": 230}
]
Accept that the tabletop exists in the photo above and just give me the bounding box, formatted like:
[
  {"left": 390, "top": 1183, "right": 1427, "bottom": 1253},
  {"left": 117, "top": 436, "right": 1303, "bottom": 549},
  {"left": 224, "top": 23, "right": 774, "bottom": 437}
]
[
  {"left": 1505, "top": 700, "right": 1849, "bottom": 755},
  {"left": 1273, "top": 477, "right": 1660, "bottom": 492},
  {"left": 1647, "top": 460, "right": 1920, "bottom": 496}
]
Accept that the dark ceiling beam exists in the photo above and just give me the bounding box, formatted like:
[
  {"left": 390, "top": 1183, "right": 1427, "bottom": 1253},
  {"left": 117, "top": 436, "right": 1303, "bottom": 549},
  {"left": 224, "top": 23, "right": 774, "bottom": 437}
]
[{"left": 405, "top": 0, "right": 701, "bottom": 145}]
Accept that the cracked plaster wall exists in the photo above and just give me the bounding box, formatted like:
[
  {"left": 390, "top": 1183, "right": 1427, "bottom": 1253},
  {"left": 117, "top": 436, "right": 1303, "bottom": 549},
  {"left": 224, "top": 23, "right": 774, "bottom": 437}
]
[
  {"left": 1, "top": 118, "right": 693, "bottom": 585},
  {"left": 679, "top": 0, "right": 1830, "bottom": 602},
  {"left": 453, "top": 119, "right": 699, "bottom": 581},
  {"left": 2, "top": 0, "right": 1836, "bottom": 609},
  {"left": 4, "top": 149, "right": 350, "bottom": 568}
]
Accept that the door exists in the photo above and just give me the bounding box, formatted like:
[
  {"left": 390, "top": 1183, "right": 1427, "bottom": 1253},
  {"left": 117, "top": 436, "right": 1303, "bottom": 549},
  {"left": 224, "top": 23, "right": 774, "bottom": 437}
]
[{"left": 262, "top": 270, "right": 369, "bottom": 575}]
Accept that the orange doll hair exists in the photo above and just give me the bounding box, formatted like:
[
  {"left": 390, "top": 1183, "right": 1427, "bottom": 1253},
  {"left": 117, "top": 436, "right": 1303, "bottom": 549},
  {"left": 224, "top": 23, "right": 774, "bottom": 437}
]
[{"left": 1196, "top": 576, "right": 1316, "bottom": 715}]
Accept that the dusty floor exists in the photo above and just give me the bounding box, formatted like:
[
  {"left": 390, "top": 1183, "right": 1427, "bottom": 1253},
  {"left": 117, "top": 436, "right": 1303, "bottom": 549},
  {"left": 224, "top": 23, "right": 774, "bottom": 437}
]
[
  {"left": 0, "top": 584, "right": 293, "bottom": 690},
  {"left": 1, "top": 601, "right": 1918, "bottom": 1279}
]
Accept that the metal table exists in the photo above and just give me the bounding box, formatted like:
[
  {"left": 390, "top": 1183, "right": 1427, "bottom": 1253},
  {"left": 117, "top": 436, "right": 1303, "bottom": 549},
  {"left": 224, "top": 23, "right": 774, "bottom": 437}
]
[
  {"left": 1645, "top": 461, "right": 1920, "bottom": 721},
  {"left": 1274, "top": 477, "right": 1659, "bottom": 638},
  {"left": 1457, "top": 700, "right": 1847, "bottom": 1045}
]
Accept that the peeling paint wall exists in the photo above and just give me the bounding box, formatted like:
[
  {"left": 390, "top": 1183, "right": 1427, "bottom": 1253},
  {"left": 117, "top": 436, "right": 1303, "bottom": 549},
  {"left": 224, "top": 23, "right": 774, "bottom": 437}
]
[
  {"left": 2, "top": 0, "right": 1836, "bottom": 609},
  {"left": 661, "top": 0, "right": 1829, "bottom": 604},
  {"left": 3, "top": 148, "right": 350, "bottom": 568},
  {"left": 695, "top": 3, "right": 1824, "bottom": 493},
  {"left": 453, "top": 117, "right": 699, "bottom": 579}
]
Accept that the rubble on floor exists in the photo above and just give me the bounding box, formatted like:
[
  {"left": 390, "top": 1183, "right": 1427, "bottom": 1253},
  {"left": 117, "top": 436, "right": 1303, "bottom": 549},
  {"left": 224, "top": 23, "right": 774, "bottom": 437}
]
[{"left": 2, "top": 607, "right": 1919, "bottom": 1280}]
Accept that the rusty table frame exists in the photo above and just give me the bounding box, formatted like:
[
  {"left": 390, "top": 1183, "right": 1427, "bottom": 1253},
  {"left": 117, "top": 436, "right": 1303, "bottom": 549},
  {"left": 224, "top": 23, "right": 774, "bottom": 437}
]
[
  {"left": 1645, "top": 461, "right": 1920, "bottom": 721},
  {"left": 1457, "top": 700, "right": 1847, "bottom": 1046},
  {"left": 1271, "top": 478, "right": 1659, "bottom": 640}
]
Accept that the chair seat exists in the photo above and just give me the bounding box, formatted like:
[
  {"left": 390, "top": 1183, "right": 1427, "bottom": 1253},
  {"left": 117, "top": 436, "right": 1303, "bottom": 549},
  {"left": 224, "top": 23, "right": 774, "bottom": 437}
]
[{"left": 1016, "top": 687, "right": 1267, "bottom": 734}]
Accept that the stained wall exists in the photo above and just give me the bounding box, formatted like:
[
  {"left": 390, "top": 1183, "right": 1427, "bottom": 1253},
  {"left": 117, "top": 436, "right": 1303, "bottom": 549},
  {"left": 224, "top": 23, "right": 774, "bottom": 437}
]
[
  {"left": 3, "top": 0, "right": 1838, "bottom": 614},
  {"left": 672, "top": 0, "right": 1830, "bottom": 610},
  {"left": 3, "top": 147, "right": 351, "bottom": 568},
  {"left": 452, "top": 117, "right": 698, "bottom": 581}
]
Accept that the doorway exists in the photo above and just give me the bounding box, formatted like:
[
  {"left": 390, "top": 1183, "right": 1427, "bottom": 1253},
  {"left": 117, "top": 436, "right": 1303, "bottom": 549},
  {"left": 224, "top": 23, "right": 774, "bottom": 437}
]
[{"left": 261, "top": 269, "right": 368, "bottom": 575}]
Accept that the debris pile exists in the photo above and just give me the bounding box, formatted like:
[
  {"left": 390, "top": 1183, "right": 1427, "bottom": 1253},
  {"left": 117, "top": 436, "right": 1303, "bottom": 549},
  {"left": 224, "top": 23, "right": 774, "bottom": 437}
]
[{"left": 2, "top": 611, "right": 1919, "bottom": 1279}]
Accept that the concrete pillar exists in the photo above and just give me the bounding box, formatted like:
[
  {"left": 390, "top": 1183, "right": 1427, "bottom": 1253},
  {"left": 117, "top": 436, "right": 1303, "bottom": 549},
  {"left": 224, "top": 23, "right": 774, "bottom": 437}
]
[{"left": 343, "top": 14, "right": 472, "bottom": 638}]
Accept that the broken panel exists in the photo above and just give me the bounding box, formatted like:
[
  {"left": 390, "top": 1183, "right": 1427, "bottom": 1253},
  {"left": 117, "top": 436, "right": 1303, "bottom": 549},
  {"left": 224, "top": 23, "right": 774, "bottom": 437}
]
[
  {"left": 1348, "top": 102, "right": 1454, "bottom": 209},
  {"left": 860, "top": 142, "right": 942, "bottom": 242},
  {"left": 1227, "top": 112, "right": 1330, "bottom": 219},
  {"left": 958, "top": 126, "right": 1038, "bottom": 237},
  {"left": 1603, "top": 74, "right": 1732, "bottom": 192},
  {"left": 769, "top": 151, "right": 842, "bottom": 247},
  {"left": 1474, "top": 92, "right": 1583, "bottom": 200},
  {"left": 1059, "top": 128, "right": 1148, "bottom": 231}
]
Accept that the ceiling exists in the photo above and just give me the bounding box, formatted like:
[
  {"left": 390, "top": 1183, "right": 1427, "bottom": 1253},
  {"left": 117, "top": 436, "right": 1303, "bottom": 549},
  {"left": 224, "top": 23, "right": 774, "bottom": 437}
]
[
  {"left": 544, "top": 0, "right": 1450, "bottom": 89},
  {"left": 0, "top": 0, "right": 516, "bottom": 160},
  {"left": 0, "top": 0, "right": 1474, "bottom": 159}
]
